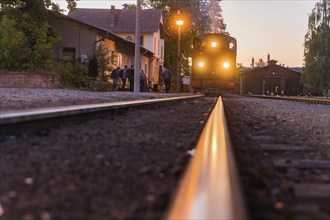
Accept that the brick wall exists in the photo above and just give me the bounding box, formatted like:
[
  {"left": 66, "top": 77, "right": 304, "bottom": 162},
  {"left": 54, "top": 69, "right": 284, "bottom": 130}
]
[{"left": 0, "top": 71, "right": 60, "bottom": 88}]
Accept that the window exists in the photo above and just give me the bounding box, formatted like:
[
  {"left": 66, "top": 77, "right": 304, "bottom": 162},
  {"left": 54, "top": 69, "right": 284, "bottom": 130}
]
[
  {"left": 145, "top": 64, "right": 148, "bottom": 75},
  {"left": 62, "top": 48, "right": 76, "bottom": 60},
  {"left": 126, "top": 36, "right": 133, "bottom": 41},
  {"left": 111, "top": 51, "right": 118, "bottom": 65},
  {"left": 123, "top": 55, "right": 129, "bottom": 66}
]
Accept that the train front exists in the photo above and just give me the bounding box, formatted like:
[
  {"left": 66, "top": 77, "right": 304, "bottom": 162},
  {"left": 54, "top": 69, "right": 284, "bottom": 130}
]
[{"left": 191, "top": 33, "right": 237, "bottom": 94}]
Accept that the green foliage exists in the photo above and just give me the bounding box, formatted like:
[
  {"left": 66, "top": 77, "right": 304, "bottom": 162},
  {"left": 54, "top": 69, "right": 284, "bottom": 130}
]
[
  {"left": 0, "top": 0, "right": 76, "bottom": 71},
  {"left": 0, "top": 0, "right": 76, "bottom": 13},
  {"left": 0, "top": 16, "right": 29, "bottom": 70},
  {"left": 0, "top": 15, "right": 58, "bottom": 70},
  {"left": 303, "top": 0, "right": 330, "bottom": 91},
  {"left": 58, "top": 59, "right": 91, "bottom": 88},
  {"left": 96, "top": 42, "right": 111, "bottom": 82}
]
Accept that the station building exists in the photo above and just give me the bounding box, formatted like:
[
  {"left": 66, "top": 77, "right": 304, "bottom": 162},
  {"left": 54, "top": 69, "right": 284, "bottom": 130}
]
[
  {"left": 67, "top": 6, "right": 165, "bottom": 87},
  {"left": 239, "top": 59, "right": 302, "bottom": 96},
  {"left": 47, "top": 6, "right": 164, "bottom": 89}
]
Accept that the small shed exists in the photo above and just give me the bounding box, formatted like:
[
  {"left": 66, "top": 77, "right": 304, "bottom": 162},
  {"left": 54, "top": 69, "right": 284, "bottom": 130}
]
[{"left": 239, "top": 60, "right": 302, "bottom": 96}]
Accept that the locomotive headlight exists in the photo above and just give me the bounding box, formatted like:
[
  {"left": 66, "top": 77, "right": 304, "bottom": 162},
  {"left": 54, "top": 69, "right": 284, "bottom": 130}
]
[
  {"left": 211, "top": 42, "right": 217, "bottom": 48},
  {"left": 223, "top": 62, "right": 230, "bottom": 69},
  {"left": 198, "top": 61, "right": 205, "bottom": 68}
]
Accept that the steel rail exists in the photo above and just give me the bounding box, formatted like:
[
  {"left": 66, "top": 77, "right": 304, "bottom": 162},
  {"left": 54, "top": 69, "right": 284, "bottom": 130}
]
[
  {"left": 166, "top": 97, "right": 248, "bottom": 220},
  {"left": 0, "top": 95, "right": 203, "bottom": 125},
  {"left": 247, "top": 95, "right": 330, "bottom": 105}
]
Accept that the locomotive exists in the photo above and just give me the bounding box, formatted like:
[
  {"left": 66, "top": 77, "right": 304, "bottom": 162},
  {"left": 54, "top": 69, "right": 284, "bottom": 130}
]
[{"left": 191, "top": 33, "right": 237, "bottom": 94}]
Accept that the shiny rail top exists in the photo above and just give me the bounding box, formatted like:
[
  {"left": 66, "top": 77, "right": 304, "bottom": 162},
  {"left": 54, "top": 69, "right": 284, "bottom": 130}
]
[
  {"left": 248, "top": 95, "right": 330, "bottom": 105},
  {"left": 166, "top": 97, "right": 248, "bottom": 220},
  {"left": 0, "top": 95, "right": 203, "bottom": 125}
]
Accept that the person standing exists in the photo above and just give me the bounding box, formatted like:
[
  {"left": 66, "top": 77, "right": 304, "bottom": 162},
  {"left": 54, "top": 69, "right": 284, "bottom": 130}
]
[
  {"left": 127, "top": 65, "right": 135, "bottom": 92},
  {"left": 163, "top": 67, "right": 172, "bottom": 93},
  {"left": 140, "top": 69, "right": 147, "bottom": 92},
  {"left": 120, "top": 65, "right": 128, "bottom": 91},
  {"left": 111, "top": 67, "right": 120, "bottom": 91}
]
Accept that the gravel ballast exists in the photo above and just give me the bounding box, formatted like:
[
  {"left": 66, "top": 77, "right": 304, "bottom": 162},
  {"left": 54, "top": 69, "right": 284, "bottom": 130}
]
[
  {"left": 1, "top": 89, "right": 329, "bottom": 220},
  {"left": 223, "top": 95, "right": 330, "bottom": 220},
  {"left": 0, "top": 88, "right": 216, "bottom": 220}
]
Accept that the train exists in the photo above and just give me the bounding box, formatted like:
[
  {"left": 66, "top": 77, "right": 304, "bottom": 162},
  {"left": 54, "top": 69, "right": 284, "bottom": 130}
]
[{"left": 191, "top": 33, "right": 237, "bottom": 94}]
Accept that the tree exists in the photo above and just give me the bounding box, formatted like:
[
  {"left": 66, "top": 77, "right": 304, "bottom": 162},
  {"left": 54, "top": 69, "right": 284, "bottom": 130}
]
[
  {"left": 122, "top": 3, "right": 136, "bottom": 9},
  {"left": 0, "top": 0, "right": 77, "bottom": 70},
  {"left": 303, "top": 0, "right": 330, "bottom": 92},
  {"left": 0, "top": 0, "right": 76, "bottom": 13},
  {"left": 0, "top": 13, "right": 58, "bottom": 70},
  {"left": 141, "top": 0, "right": 227, "bottom": 86},
  {"left": 96, "top": 42, "right": 111, "bottom": 81},
  {"left": 255, "top": 58, "right": 266, "bottom": 67},
  {"left": 208, "top": 0, "right": 226, "bottom": 33}
]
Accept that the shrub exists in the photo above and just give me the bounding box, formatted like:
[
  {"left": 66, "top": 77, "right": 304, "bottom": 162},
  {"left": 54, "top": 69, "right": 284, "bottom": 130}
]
[{"left": 58, "top": 58, "right": 92, "bottom": 88}]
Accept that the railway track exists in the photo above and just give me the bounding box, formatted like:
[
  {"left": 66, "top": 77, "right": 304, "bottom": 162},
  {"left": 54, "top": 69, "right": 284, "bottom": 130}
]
[
  {"left": 223, "top": 95, "right": 330, "bottom": 220},
  {"left": 0, "top": 95, "right": 203, "bottom": 126},
  {"left": 1, "top": 94, "right": 247, "bottom": 219},
  {"left": 247, "top": 94, "right": 330, "bottom": 105},
  {"left": 0, "top": 94, "right": 248, "bottom": 219},
  {"left": 166, "top": 97, "right": 247, "bottom": 220},
  {"left": 1, "top": 93, "right": 328, "bottom": 219}
]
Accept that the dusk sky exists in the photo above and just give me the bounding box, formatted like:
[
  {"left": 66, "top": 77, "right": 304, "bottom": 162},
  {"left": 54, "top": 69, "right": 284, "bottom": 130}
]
[{"left": 53, "top": 0, "right": 318, "bottom": 67}]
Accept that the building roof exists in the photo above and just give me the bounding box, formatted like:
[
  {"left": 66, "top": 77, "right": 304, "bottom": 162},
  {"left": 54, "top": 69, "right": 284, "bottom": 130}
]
[
  {"left": 240, "top": 63, "right": 301, "bottom": 75},
  {"left": 48, "top": 11, "right": 154, "bottom": 58},
  {"left": 68, "top": 8, "right": 163, "bottom": 33}
]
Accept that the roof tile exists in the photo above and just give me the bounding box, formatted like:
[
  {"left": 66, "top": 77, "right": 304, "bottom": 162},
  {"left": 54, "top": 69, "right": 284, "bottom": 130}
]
[{"left": 68, "top": 8, "right": 162, "bottom": 33}]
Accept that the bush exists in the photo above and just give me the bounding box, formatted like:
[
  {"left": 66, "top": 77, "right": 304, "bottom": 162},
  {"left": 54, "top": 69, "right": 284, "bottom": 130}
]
[
  {"left": 58, "top": 59, "right": 92, "bottom": 88},
  {"left": 0, "top": 15, "right": 58, "bottom": 71},
  {"left": 96, "top": 42, "right": 111, "bottom": 82}
]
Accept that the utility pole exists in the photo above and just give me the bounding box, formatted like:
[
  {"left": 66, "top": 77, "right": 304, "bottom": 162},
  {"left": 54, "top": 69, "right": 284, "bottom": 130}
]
[
  {"left": 176, "top": 11, "right": 184, "bottom": 93},
  {"left": 176, "top": 23, "right": 181, "bottom": 93},
  {"left": 134, "top": 0, "right": 141, "bottom": 93}
]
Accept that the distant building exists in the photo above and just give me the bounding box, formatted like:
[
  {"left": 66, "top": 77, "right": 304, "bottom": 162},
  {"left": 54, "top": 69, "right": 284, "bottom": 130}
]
[
  {"left": 240, "top": 59, "right": 302, "bottom": 96},
  {"left": 68, "top": 6, "right": 165, "bottom": 87},
  {"left": 48, "top": 12, "right": 154, "bottom": 65}
]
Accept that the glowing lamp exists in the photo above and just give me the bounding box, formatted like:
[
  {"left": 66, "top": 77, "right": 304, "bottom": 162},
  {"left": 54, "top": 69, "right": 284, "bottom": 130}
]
[
  {"left": 176, "top": 20, "right": 184, "bottom": 26},
  {"left": 198, "top": 61, "right": 205, "bottom": 68},
  {"left": 223, "top": 62, "right": 230, "bottom": 69},
  {"left": 211, "top": 42, "right": 217, "bottom": 47}
]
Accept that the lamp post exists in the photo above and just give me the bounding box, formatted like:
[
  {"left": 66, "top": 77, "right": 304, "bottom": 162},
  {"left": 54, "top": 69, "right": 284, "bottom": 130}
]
[
  {"left": 134, "top": 0, "right": 141, "bottom": 93},
  {"left": 176, "top": 18, "right": 184, "bottom": 93}
]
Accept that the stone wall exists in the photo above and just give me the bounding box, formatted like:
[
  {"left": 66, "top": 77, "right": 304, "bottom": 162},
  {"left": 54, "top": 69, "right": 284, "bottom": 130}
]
[{"left": 0, "top": 71, "right": 60, "bottom": 88}]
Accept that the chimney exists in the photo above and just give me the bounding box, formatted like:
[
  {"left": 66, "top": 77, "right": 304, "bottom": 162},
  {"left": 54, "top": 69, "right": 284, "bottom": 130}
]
[
  {"left": 267, "top": 53, "right": 270, "bottom": 62},
  {"left": 251, "top": 57, "right": 254, "bottom": 68},
  {"left": 110, "top": 5, "right": 115, "bottom": 26}
]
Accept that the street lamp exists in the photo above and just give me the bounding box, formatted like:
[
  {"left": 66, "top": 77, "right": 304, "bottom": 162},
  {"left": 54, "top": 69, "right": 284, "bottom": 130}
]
[{"left": 176, "top": 17, "right": 184, "bottom": 93}]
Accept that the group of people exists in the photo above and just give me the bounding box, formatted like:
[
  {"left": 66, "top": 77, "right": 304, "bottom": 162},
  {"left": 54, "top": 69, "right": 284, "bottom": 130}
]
[
  {"left": 111, "top": 65, "right": 134, "bottom": 91},
  {"left": 110, "top": 65, "right": 150, "bottom": 92},
  {"left": 110, "top": 65, "right": 173, "bottom": 93}
]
